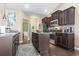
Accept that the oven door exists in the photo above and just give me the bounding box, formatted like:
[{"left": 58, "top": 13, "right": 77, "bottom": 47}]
[{"left": 49, "top": 33, "right": 56, "bottom": 45}]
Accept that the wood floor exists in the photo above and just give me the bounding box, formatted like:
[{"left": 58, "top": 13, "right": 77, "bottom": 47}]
[
  {"left": 49, "top": 44, "right": 79, "bottom": 56},
  {"left": 17, "top": 43, "right": 79, "bottom": 56}
]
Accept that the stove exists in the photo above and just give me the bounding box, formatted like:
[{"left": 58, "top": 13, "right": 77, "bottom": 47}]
[{"left": 49, "top": 32, "right": 56, "bottom": 45}]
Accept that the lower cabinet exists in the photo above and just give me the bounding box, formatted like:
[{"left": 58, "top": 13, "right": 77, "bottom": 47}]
[
  {"left": 12, "top": 34, "right": 19, "bottom": 56},
  {"left": 55, "top": 33, "right": 74, "bottom": 50},
  {"left": 62, "top": 34, "right": 68, "bottom": 48},
  {"left": 55, "top": 33, "right": 62, "bottom": 46},
  {"left": 56, "top": 35, "right": 62, "bottom": 46},
  {"left": 32, "top": 33, "right": 39, "bottom": 52}
]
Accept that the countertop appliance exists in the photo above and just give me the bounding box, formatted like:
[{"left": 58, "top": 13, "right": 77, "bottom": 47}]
[{"left": 50, "top": 19, "right": 58, "bottom": 27}]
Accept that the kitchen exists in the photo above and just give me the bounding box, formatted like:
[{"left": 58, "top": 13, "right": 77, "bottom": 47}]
[
  {"left": 0, "top": 3, "right": 79, "bottom": 56},
  {"left": 32, "top": 6, "right": 76, "bottom": 56}
]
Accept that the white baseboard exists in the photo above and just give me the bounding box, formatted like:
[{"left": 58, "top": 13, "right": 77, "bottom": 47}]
[{"left": 75, "top": 47, "right": 79, "bottom": 51}]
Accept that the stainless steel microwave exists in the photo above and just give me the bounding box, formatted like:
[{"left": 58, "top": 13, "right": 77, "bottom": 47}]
[{"left": 50, "top": 19, "right": 58, "bottom": 27}]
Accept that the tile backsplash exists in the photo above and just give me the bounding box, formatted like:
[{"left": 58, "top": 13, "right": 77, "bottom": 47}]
[
  {"left": 59, "top": 25, "right": 75, "bottom": 33},
  {"left": 48, "top": 25, "right": 75, "bottom": 33}
]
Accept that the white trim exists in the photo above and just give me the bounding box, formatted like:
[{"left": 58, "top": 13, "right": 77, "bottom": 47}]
[{"left": 75, "top": 47, "right": 79, "bottom": 51}]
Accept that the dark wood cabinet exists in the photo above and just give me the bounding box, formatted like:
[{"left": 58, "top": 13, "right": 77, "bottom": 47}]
[
  {"left": 59, "top": 6, "right": 75, "bottom": 25},
  {"left": 32, "top": 32, "right": 50, "bottom": 56},
  {"left": 55, "top": 33, "right": 62, "bottom": 46},
  {"left": 46, "top": 17, "right": 51, "bottom": 27},
  {"left": 42, "top": 17, "right": 51, "bottom": 32},
  {"left": 67, "top": 34, "right": 74, "bottom": 50},
  {"left": 51, "top": 10, "right": 61, "bottom": 20},
  {"left": 42, "top": 6, "right": 75, "bottom": 26},
  {"left": 42, "top": 17, "right": 51, "bottom": 26},
  {"left": 12, "top": 33, "right": 19, "bottom": 56},
  {"left": 59, "top": 11, "right": 65, "bottom": 25},
  {"left": 55, "top": 33, "right": 74, "bottom": 50},
  {"left": 42, "top": 17, "right": 47, "bottom": 23},
  {"left": 62, "top": 33, "right": 68, "bottom": 48},
  {"left": 67, "top": 7, "right": 75, "bottom": 25},
  {"left": 32, "top": 33, "right": 39, "bottom": 52}
]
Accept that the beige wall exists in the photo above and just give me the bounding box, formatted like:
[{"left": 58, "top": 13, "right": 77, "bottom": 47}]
[
  {"left": 0, "top": 6, "right": 42, "bottom": 42},
  {"left": 15, "top": 11, "right": 42, "bottom": 42},
  {"left": 0, "top": 7, "right": 30, "bottom": 42},
  {"left": 52, "top": 3, "right": 79, "bottom": 48},
  {"left": 29, "top": 16, "right": 42, "bottom": 32},
  {"left": 16, "top": 10, "right": 29, "bottom": 41}
]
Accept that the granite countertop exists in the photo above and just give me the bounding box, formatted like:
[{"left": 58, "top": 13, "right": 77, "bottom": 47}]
[
  {"left": 56, "top": 32, "right": 74, "bottom": 34},
  {"left": 32, "top": 32, "right": 51, "bottom": 34},
  {"left": 32, "top": 32, "right": 74, "bottom": 35},
  {"left": 0, "top": 32, "right": 20, "bottom": 37}
]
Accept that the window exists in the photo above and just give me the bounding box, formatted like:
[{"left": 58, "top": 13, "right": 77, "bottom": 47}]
[{"left": 7, "top": 10, "right": 16, "bottom": 28}]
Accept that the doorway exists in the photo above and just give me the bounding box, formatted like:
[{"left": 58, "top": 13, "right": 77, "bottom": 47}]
[{"left": 22, "top": 19, "right": 31, "bottom": 44}]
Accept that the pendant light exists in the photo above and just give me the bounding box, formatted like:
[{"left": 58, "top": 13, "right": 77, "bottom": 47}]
[
  {"left": 0, "top": 3, "right": 7, "bottom": 26},
  {"left": 3, "top": 3, "right": 6, "bottom": 19}
]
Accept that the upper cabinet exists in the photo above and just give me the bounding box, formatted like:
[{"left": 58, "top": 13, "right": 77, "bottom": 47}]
[
  {"left": 59, "top": 6, "right": 75, "bottom": 25},
  {"left": 51, "top": 10, "right": 61, "bottom": 20},
  {"left": 42, "top": 6, "right": 75, "bottom": 27},
  {"left": 42, "top": 17, "right": 47, "bottom": 23},
  {"left": 42, "top": 17, "right": 51, "bottom": 26},
  {"left": 67, "top": 6, "right": 75, "bottom": 25},
  {"left": 46, "top": 17, "right": 51, "bottom": 27}
]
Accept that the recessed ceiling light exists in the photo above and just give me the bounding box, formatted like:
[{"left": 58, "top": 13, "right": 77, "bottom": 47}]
[
  {"left": 25, "top": 4, "right": 30, "bottom": 9},
  {"left": 44, "top": 9, "right": 48, "bottom": 12}
]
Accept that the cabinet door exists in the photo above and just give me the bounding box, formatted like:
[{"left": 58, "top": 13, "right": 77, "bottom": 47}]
[
  {"left": 62, "top": 11, "right": 65, "bottom": 25},
  {"left": 62, "top": 34, "right": 68, "bottom": 48},
  {"left": 56, "top": 35, "right": 62, "bottom": 46},
  {"left": 67, "top": 34, "right": 74, "bottom": 50},
  {"left": 52, "top": 13, "right": 55, "bottom": 20},
  {"left": 47, "top": 17, "right": 51, "bottom": 27},
  {"left": 67, "top": 7, "right": 75, "bottom": 25},
  {"left": 63, "top": 10, "right": 68, "bottom": 25},
  {"left": 59, "top": 12, "right": 62, "bottom": 25}
]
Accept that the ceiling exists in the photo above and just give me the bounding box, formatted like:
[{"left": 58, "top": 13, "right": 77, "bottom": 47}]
[{"left": 0, "top": 3, "right": 60, "bottom": 18}]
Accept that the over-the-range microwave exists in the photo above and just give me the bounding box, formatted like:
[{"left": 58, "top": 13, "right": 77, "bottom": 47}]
[{"left": 50, "top": 19, "right": 58, "bottom": 27}]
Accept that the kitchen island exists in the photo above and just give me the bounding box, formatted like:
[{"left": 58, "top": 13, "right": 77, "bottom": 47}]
[
  {"left": 0, "top": 32, "right": 20, "bottom": 56},
  {"left": 32, "top": 32, "right": 50, "bottom": 56}
]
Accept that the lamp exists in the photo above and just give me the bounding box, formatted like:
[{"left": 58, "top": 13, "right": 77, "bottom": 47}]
[{"left": 2, "top": 3, "right": 6, "bottom": 19}]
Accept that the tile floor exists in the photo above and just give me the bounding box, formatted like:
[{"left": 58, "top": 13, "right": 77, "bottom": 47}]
[{"left": 16, "top": 44, "right": 40, "bottom": 56}]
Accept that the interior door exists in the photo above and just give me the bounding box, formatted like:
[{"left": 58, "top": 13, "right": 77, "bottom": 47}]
[{"left": 23, "top": 19, "right": 30, "bottom": 44}]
